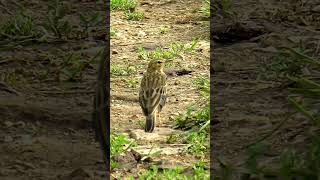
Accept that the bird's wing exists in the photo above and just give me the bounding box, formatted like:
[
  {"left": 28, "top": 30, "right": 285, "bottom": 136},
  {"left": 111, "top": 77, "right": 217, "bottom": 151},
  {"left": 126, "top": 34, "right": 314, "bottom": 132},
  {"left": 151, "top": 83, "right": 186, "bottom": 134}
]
[
  {"left": 139, "top": 73, "right": 166, "bottom": 116},
  {"left": 158, "top": 87, "right": 166, "bottom": 112},
  {"left": 158, "top": 74, "right": 167, "bottom": 112},
  {"left": 139, "top": 76, "right": 147, "bottom": 115}
]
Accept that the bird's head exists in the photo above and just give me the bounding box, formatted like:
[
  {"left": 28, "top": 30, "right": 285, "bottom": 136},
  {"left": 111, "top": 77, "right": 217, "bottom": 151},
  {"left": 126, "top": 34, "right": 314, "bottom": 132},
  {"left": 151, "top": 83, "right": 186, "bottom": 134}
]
[{"left": 147, "top": 59, "right": 166, "bottom": 72}]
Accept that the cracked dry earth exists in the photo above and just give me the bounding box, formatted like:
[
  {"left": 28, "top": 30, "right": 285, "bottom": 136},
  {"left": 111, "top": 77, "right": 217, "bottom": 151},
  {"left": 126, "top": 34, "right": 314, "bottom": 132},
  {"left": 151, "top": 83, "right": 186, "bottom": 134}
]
[
  {"left": 110, "top": 0, "right": 210, "bottom": 178},
  {"left": 212, "top": 0, "right": 320, "bottom": 174}
]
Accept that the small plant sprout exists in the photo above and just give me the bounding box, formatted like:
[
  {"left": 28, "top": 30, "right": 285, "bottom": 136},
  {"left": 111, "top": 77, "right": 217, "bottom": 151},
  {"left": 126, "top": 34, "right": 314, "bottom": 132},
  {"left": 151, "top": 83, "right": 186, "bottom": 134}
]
[
  {"left": 111, "top": 0, "right": 137, "bottom": 11},
  {"left": 111, "top": 65, "right": 136, "bottom": 76},
  {"left": 0, "top": 12, "right": 37, "bottom": 39},
  {"left": 110, "top": 28, "right": 117, "bottom": 38},
  {"left": 43, "top": 0, "right": 73, "bottom": 39},
  {"left": 159, "top": 26, "right": 168, "bottom": 34},
  {"left": 199, "top": 0, "right": 210, "bottom": 18},
  {"left": 125, "top": 78, "right": 139, "bottom": 88},
  {"left": 80, "top": 12, "right": 103, "bottom": 36},
  {"left": 110, "top": 132, "right": 136, "bottom": 170},
  {"left": 125, "top": 11, "right": 144, "bottom": 21}
]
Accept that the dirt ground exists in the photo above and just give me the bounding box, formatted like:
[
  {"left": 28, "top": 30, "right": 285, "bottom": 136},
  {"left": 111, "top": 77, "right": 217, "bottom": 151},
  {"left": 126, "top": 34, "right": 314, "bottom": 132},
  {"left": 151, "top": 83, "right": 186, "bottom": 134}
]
[
  {"left": 110, "top": 0, "right": 209, "bottom": 133},
  {"left": 0, "top": 0, "right": 107, "bottom": 179},
  {"left": 212, "top": 0, "right": 320, "bottom": 175},
  {"left": 110, "top": 0, "right": 210, "bottom": 178},
  {"left": 1, "top": 0, "right": 320, "bottom": 179}
]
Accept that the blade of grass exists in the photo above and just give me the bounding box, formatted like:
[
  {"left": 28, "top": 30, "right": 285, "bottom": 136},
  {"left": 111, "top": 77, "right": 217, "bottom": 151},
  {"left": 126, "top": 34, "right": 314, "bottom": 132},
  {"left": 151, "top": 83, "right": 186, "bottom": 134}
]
[
  {"left": 280, "top": 47, "right": 320, "bottom": 67},
  {"left": 288, "top": 97, "right": 317, "bottom": 124},
  {"left": 245, "top": 112, "right": 296, "bottom": 149},
  {"left": 287, "top": 76, "right": 320, "bottom": 89},
  {"left": 289, "top": 88, "right": 320, "bottom": 98}
]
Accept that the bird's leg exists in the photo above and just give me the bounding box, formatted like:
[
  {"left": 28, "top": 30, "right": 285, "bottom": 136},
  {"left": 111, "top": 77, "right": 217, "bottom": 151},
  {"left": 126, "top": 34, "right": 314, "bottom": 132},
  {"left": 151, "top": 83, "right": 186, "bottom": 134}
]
[{"left": 158, "top": 111, "right": 161, "bottom": 127}]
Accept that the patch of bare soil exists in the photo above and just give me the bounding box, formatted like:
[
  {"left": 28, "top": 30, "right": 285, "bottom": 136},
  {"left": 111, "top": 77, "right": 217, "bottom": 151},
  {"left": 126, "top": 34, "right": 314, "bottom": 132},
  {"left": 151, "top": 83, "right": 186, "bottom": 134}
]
[
  {"left": 0, "top": 0, "right": 107, "bottom": 179},
  {"left": 212, "top": 0, "right": 320, "bottom": 174},
  {"left": 110, "top": 0, "right": 209, "bottom": 178}
]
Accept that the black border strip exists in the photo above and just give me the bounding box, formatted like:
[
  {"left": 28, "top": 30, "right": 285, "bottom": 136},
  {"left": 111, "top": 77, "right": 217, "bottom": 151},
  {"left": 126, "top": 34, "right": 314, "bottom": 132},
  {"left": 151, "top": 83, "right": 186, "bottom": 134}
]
[
  {"left": 210, "top": 0, "right": 215, "bottom": 179},
  {"left": 104, "top": 0, "right": 111, "bottom": 178}
]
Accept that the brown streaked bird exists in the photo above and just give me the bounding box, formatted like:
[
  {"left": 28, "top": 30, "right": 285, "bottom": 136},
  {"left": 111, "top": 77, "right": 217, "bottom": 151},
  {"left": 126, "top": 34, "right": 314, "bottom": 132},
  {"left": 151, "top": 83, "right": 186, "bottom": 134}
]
[{"left": 139, "top": 59, "right": 167, "bottom": 133}]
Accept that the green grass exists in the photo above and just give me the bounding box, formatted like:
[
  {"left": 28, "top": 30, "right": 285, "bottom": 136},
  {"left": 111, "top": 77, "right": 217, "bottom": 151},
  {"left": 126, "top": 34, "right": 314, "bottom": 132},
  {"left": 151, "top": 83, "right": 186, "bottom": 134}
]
[
  {"left": 193, "top": 161, "right": 210, "bottom": 177},
  {"left": 0, "top": 2, "right": 106, "bottom": 42},
  {"left": 173, "top": 105, "right": 209, "bottom": 131},
  {"left": 111, "top": 65, "right": 136, "bottom": 76},
  {"left": 0, "top": 11, "right": 48, "bottom": 49},
  {"left": 111, "top": 0, "right": 137, "bottom": 11},
  {"left": 167, "top": 105, "right": 209, "bottom": 156},
  {"left": 258, "top": 47, "right": 315, "bottom": 81},
  {"left": 147, "top": 45, "right": 182, "bottom": 60},
  {"left": 43, "top": 0, "right": 73, "bottom": 39},
  {"left": 140, "top": 146, "right": 162, "bottom": 162},
  {"left": 110, "top": 28, "right": 117, "bottom": 38},
  {"left": 193, "top": 76, "right": 210, "bottom": 100},
  {"left": 185, "top": 39, "right": 199, "bottom": 52},
  {"left": 137, "top": 47, "right": 148, "bottom": 60},
  {"left": 199, "top": 0, "right": 210, "bottom": 18},
  {"left": 159, "top": 26, "right": 168, "bottom": 34},
  {"left": 0, "top": 12, "right": 38, "bottom": 39},
  {"left": 124, "top": 78, "right": 139, "bottom": 88},
  {"left": 139, "top": 166, "right": 185, "bottom": 179},
  {"left": 137, "top": 40, "right": 199, "bottom": 62},
  {"left": 137, "top": 119, "right": 145, "bottom": 129},
  {"left": 173, "top": 75, "right": 210, "bottom": 132},
  {"left": 80, "top": 12, "right": 103, "bottom": 36},
  {"left": 58, "top": 53, "right": 86, "bottom": 82},
  {"left": 186, "top": 131, "right": 208, "bottom": 155},
  {"left": 125, "top": 11, "right": 144, "bottom": 21},
  {"left": 110, "top": 132, "right": 136, "bottom": 169},
  {"left": 166, "top": 71, "right": 210, "bottom": 156},
  {"left": 167, "top": 73, "right": 210, "bottom": 156},
  {"left": 136, "top": 162, "right": 210, "bottom": 180},
  {"left": 51, "top": 50, "right": 101, "bottom": 82}
]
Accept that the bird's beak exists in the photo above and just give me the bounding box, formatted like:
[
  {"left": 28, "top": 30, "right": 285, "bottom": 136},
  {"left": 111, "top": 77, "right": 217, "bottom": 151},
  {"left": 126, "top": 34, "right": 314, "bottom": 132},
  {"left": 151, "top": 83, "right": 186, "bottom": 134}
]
[{"left": 165, "top": 60, "right": 173, "bottom": 63}]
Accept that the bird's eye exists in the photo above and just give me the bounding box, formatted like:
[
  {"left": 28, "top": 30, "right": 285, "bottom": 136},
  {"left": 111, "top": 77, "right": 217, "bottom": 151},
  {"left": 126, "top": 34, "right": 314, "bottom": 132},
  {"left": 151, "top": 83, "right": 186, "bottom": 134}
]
[{"left": 157, "top": 61, "right": 162, "bottom": 64}]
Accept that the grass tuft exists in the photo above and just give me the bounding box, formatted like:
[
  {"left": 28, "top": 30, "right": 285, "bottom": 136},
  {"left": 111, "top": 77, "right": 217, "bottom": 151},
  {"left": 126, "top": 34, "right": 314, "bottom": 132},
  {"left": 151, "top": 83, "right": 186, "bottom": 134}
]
[
  {"left": 111, "top": 0, "right": 137, "bottom": 11},
  {"left": 159, "top": 26, "right": 168, "bottom": 34},
  {"left": 125, "top": 11, "right": 144, "bottom": 21},
  {"left": 0, "top": 12, "right": 37, "bottom": 39},
  {"left": 110, "top": 132, "right": 136, "bottom": 169},
  {"left": 137, "top": 40, "right": 199, "bottom": 62},
  {"left": 193, "top": 75, "right": 210, "bottom": 100},
  {"left": 111, "top": 65, "right": 136, "bottom": 76},
  {"left": 43, "top": 0, "right": 73, "bottom": 39},
  {"left": 137, "top": 162, "right": 210, "bottom": 179},
  {"left": 80, "top": 12, "right": 103, "bottom": 36},
  {"left": 110, "top": 28, "right": 117, "bottom": 38},
  {"left": 199, "top": 0, "right": 210, "bottom": 18}
]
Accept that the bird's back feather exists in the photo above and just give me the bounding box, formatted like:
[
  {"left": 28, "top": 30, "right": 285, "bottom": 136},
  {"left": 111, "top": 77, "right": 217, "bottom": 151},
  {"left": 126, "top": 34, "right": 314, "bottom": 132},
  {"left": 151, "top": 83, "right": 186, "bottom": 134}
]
[{"left": 139, "top": 72, "right": 167, "bottom": 116}]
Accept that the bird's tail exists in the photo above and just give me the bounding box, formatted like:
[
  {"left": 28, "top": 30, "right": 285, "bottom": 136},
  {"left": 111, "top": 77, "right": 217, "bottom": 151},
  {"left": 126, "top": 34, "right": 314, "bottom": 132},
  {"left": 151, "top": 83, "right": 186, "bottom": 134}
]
[{"left": 145, "top": 113, "right": 155, "bottom": 133}]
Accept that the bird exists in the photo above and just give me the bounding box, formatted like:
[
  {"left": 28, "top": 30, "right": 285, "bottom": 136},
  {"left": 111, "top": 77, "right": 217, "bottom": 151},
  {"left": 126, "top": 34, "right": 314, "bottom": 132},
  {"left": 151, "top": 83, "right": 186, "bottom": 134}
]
[{"left": 139, "top": 59, "right": 167, "bottom": 133}]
